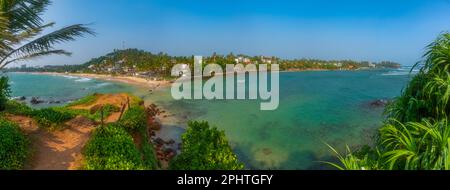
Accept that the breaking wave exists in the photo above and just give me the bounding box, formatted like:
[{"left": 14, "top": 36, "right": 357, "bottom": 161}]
[
  {"left": 381, "top": 67, "right": 419, "bottom": 76},
  {"left": 74, "top": 78, "right": 92, "bottom": 82}
]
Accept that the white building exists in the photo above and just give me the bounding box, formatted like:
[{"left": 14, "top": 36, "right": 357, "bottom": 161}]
[
  {"left": 260, "top": 56, "right": 273, "bottom": 64},
  {"left": 235, "top": 56, "right": 252, "bottom": 64}
]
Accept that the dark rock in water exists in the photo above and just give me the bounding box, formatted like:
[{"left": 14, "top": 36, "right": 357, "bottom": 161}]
[
  {"left": 150, "top": 118, "right": 162, "bottom": 131},
  {"left": 49, "top": 100, "right": 62, "bottom": 104},
  {"left": 154, "top": 137, "right": 165, "bottom": 146},
  {"left": 163, "top": 148, "right": 177, "bottom": 160},
  {"left": 30, "top": 97, "right": 44, "bottom": 105},
  {"left": 166, "top": 139, "right": 175, "bottom": 145},
  {"left": 369, "top": 99, "right": 389, "bottom": 107},
  {"left": 149, "top": 130, "right": 156, "bottom": 137},
  {"left": 163, "top": 147, "right": 176, "bottom": 154},
  {"left": 145, "top": 103, "right": 162, "bottom": 117}
]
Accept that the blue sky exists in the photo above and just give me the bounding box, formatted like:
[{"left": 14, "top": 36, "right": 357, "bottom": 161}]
[{"left": 16, "top": 0, "right": 450, "bottom": 67}]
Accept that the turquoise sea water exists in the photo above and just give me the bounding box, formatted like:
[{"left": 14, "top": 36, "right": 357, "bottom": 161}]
[
  {"left": 7, "top": 73, "right": 139, "bottom": 108},
  {"left": 6, "top": 70, "right": 412, "bottom": 169}
]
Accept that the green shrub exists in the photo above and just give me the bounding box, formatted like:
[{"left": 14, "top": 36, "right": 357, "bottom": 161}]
[
  {"left": 4, "top": 101, "right": 34, "bottom": 116},
  {"left": 141, "top": 139, "right": 158, "bottom": 169},
  {"left": 323, "top": 144, "right": 382, "bottom": 170},
  {"left": 103, "top": 104, "right": 121, "bottom": 113},
  {"left": 83, "top": 124, "right": 145, "bottom": 170},
  {"left": 170, "top": 121, "right": 244, "bottom": 170},
  {"left": 0, "top": 119, "right": 29, "bottom": 170},
  {"left": 66, "top": 94, "right": 97, "bottom": 107},
  {"left": 0, "top": 76, "right": 11, "bottom": 111},
  {"left": 328, "top": 33, "right": 450, "bottom": 170},
  {"left": 52, "top": 106, "right": 89, "bottom": 117},
  {"left": 55, "top": 104, "right": 120, "bottom": 122},
  {"left": 119, "top": 106, "right": 147, "bottom": 133},
  {"left": 32, "top": 108, "right": 75, "bottom": 129},
  {"left": 117, "top": 105, "right": 157, "bottom": 169},
  {"left": 128, "top": 94, "right": 144, "bottom": 107}
]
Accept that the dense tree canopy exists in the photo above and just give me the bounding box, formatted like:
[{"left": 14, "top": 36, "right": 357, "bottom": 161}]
[
  {"left": 170, "top": 121, "right": 244, "bottom": 170},
  {"left": 6, "top": 48, "right": 401, "bottom": 77}
]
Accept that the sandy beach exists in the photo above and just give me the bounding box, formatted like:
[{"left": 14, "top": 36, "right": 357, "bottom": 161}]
[{"left": 30, "top": 72, "right": 172, "bottom": 90}]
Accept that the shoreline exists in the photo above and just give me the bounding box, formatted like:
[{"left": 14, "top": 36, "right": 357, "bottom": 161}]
[
  {"left": 24, "top": 72, "right": 172, "bottom": 90},
  {"left": 16, "top": 71, "right": 186, "bottom": 143},
  {"left": 13, "top": 66, "right": 401, "bottom": 85}
]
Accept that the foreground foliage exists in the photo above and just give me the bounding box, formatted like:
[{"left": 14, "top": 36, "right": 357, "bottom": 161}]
[
  {"left": 329, "top": 33, "right": 450, "bottom": 170},
  {"left": 170, "top": 121, "right": 244, "bottom": 170},
  {"left": 32, "top": 108, "right": 75, "bottom": 129},
  {"left": 4, "top": 100, "right": 34, "bottom": 116},
  {"left": 0, "top": 119, "right": 29, "bottom": 170},
  {"left": 0, "top": 76, "right": 10, "bottom": 111},
  {"left": 119, "top": 106, "right": 147, "bottom": 133},
  {"left": 118, "top": 105, "right": 157, "bottom": 169},
  {"left": 83, "top": 100, "right": 157, "bottom": 170},
  {"left": 1, "top": 93, "right": 158, "bottom": 170},
  {"left": 66, "top": 94, "right": 97, "bottom": 107},
  {"left": 2, "top": 101, "right": 75, "bottom": 130},
  {"left": 83, "top": 124, "right": 145, "bottom": 170}
]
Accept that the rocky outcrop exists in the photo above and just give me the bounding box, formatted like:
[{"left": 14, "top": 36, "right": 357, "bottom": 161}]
[
  {"left": 146, "top": 103, "right": 163, "bottom": 131},
  {"left": 152, "top": 137, "right": 178, "bottom": 162},
  {"left": 49, "top": 100, "right": 62, "bottom": 104},
  {"left": 369, "top": 99, "right": 389, "bottom": 108},
  {"left": 30, "top": 97, "right": 45, "bottom": 105},
  {"left": 144, "top": 103, "right": 180, "bottom": 164}
]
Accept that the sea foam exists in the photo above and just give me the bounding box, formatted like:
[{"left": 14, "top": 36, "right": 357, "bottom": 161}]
[{"left": 75, "top": 78, "right": 92, "bottom": 82}]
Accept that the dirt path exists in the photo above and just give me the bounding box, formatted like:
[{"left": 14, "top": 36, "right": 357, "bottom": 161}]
[
  {"left": 70, "top": 93, "right": 131, "bottom": 110},
  {"left": 105, "top": 112, "right": 122, "bottom": 123},
  {"left": 6, "top": 115, "right": 96, "bottom": 170},
  {"left": 70, "top": 93, "right": 132, "bottom": 124},
  {"left": 4, "top": 93, "right": 139, "bottom": 170}
]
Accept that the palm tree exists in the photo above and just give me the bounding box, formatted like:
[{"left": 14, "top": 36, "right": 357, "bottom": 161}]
[{"left": 0, "top": 0, "right": 95, "bottom": 69}]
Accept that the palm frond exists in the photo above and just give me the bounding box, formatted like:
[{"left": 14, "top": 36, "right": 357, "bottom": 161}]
[
  {"left": 0, "top": 0, "right": 94, "bottom": 69},
  {"left": 14, "top": 22, "right": 55, "bottom": 42},
  {"left": 1, "top": 0, "right": 51, "bottom": 32},
  {"left": 0, "top": 24, "right": 95, "bottom": 68},
  {"left": 11, "top": 24, "right": 95, "bottom": 58},
  {"left": 0, "top": 49, "right": 71, "bottom": 68}
]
